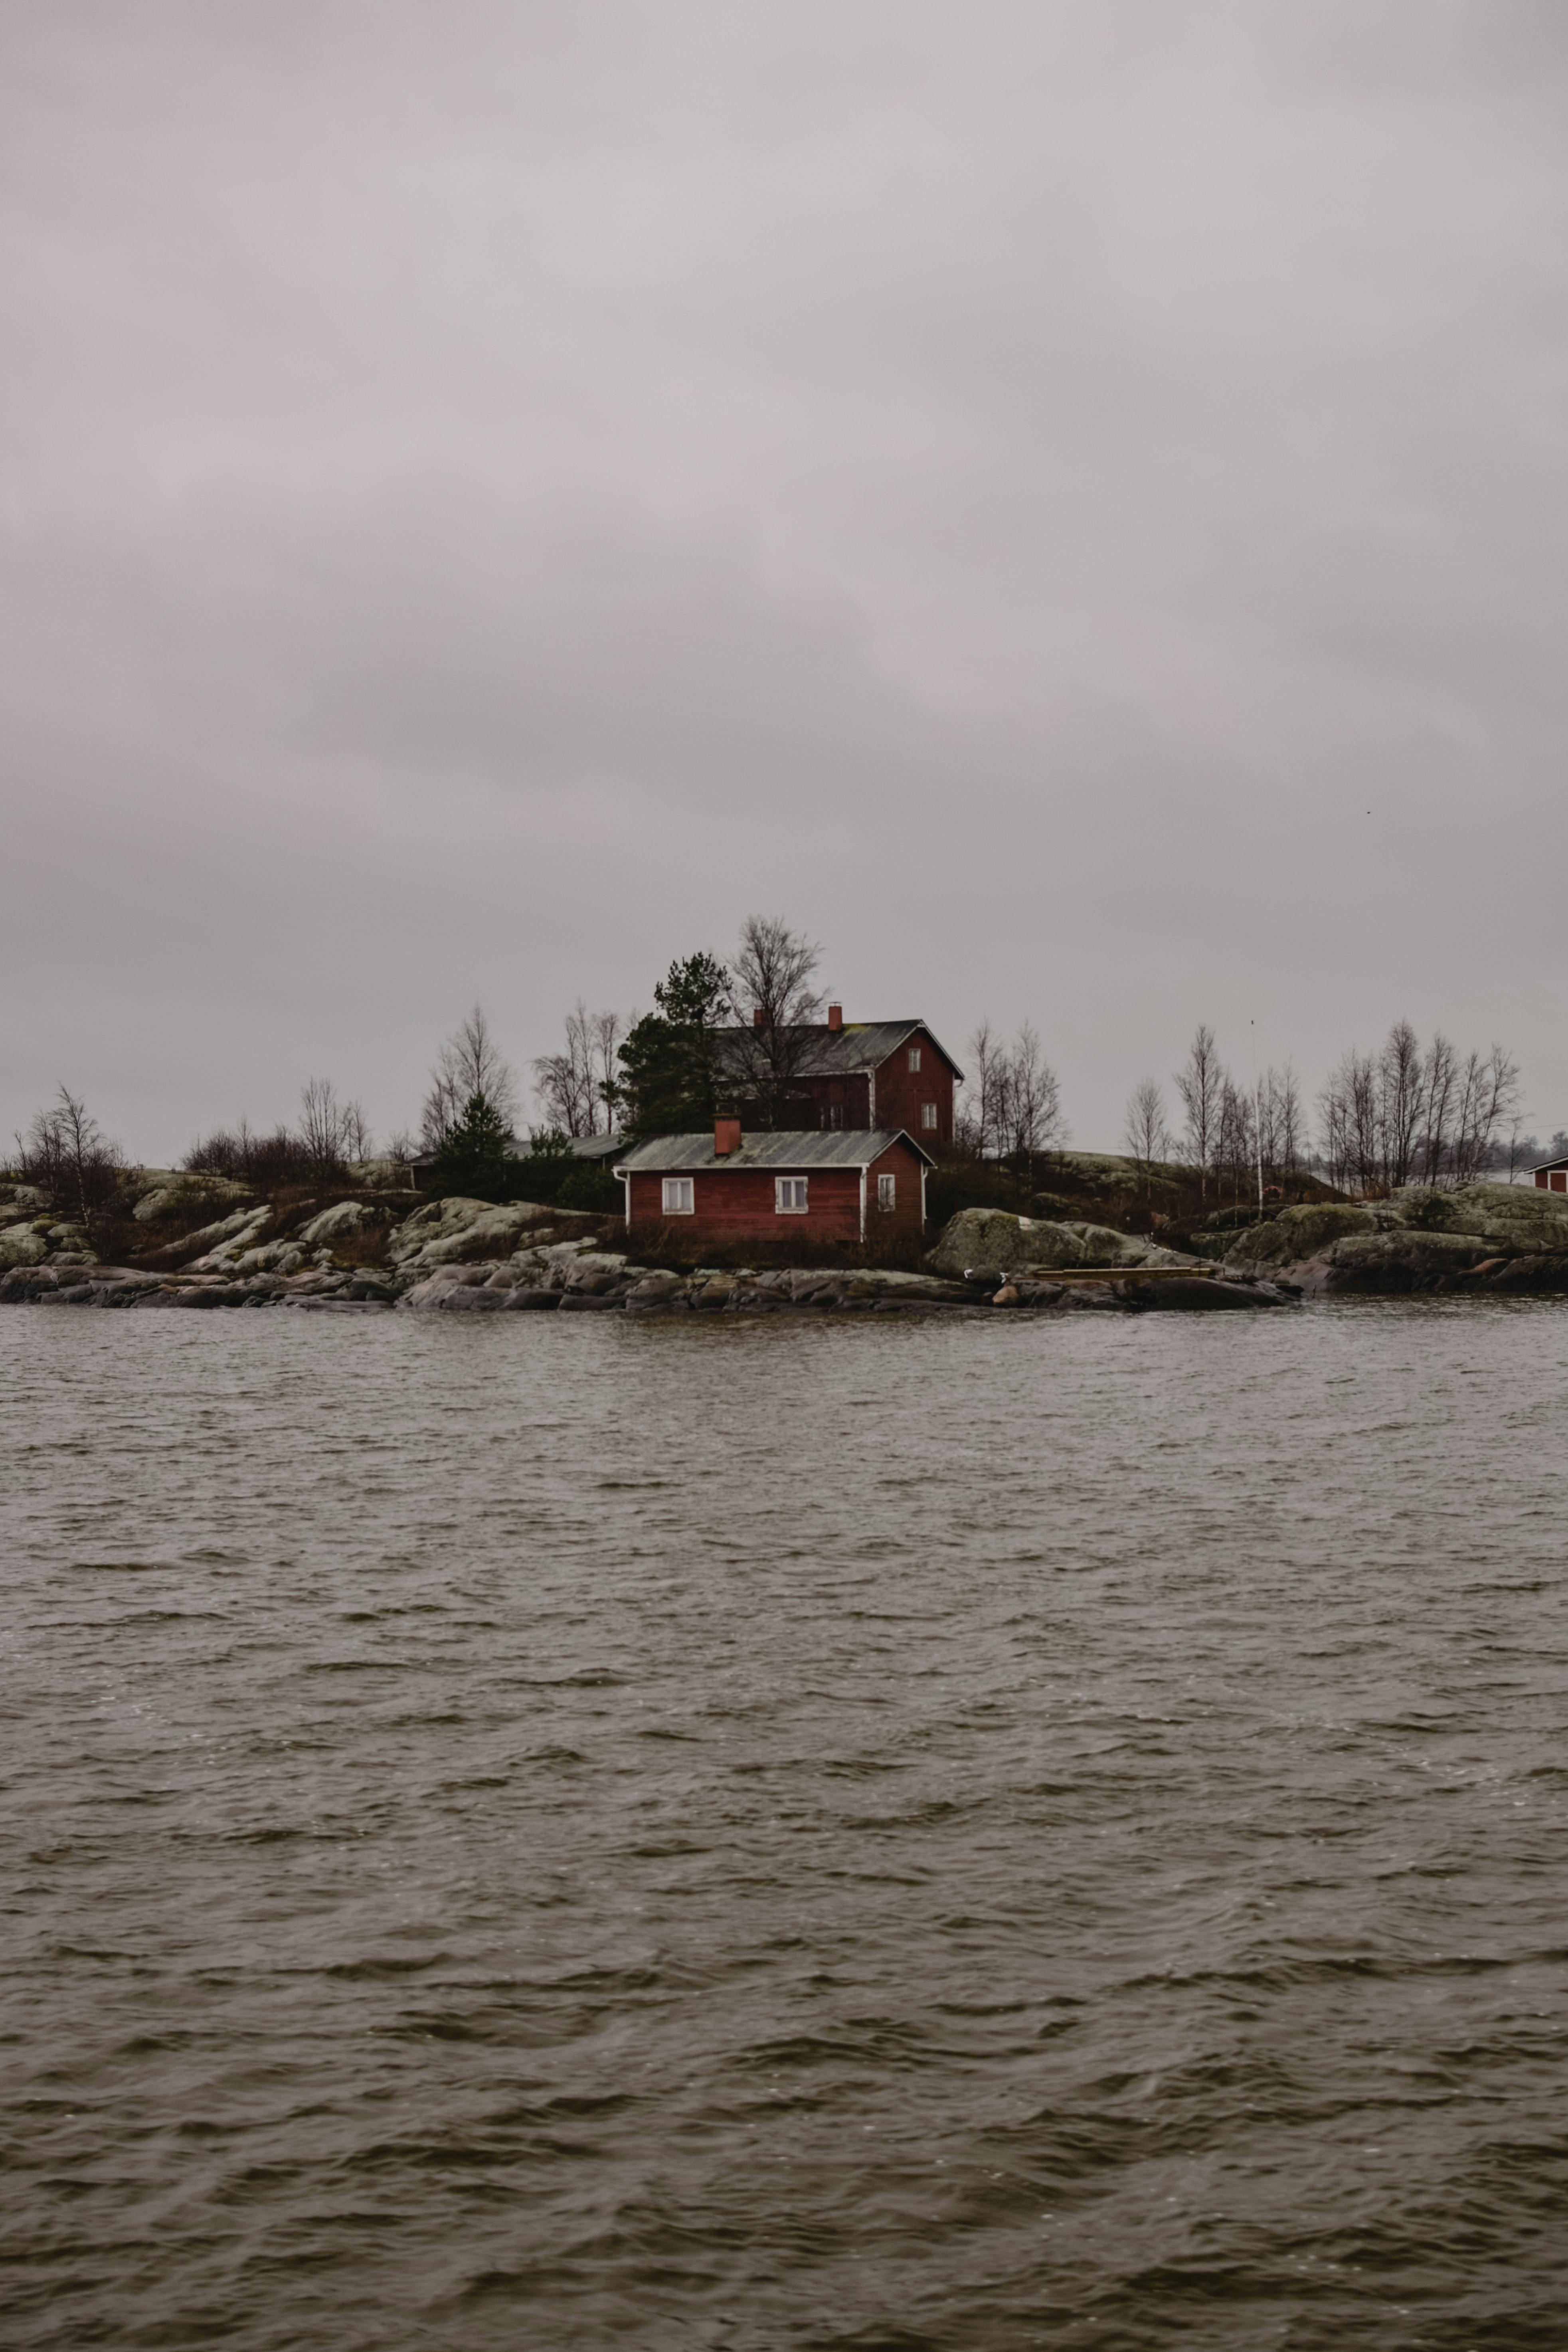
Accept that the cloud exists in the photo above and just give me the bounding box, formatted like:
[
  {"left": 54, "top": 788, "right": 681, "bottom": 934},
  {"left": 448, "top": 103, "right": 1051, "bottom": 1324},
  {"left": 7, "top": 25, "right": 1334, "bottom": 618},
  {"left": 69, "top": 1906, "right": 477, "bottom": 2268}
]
[{"left": 4, "top": 2, "right": 1568, "bottom": 1157}]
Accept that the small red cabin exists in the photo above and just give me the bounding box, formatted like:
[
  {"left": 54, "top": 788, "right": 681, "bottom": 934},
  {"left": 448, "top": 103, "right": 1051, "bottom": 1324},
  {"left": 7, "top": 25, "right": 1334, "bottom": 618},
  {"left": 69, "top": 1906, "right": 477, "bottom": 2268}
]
[
  {"left": 1532, "top": 1157, "right": 1568, "bottom": 1192},
  {"left": 613, "top": 1123, "right": 934, "bottom": 1242}
]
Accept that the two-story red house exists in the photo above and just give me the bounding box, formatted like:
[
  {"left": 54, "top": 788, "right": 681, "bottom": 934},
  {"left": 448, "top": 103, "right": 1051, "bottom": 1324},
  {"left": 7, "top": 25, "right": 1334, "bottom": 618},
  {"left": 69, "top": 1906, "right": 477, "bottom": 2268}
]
[
  {"left": 718, "top": 1008, "right": 963, "bottom": 1147},
  {"left": 613, "top": 1119, "right": 934, "bottom": 1243}
]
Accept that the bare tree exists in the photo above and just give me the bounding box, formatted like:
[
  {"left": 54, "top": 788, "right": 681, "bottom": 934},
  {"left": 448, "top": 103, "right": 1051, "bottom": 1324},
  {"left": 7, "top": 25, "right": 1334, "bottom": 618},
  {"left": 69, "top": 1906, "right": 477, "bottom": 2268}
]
[
  {"left": 1174, "top": 1024, "right": 1222, "bottom": 1200},
  {"left": 591, "top": 1009, "right": 625, "bottom": 1129},
  {"left": 1378, "top": 1020, "right": 1424, "bottom": 1189},
  {"left": 15, "top": 1087, "right": 126, "bottom": 1241},
  {"left": 1271, "top": 1060, "right": 1305, "bottom": 1184},
  {"left": 1419, "top": 1033, "right": 1459, "bottom": 1185},
  {"left": 1216, "top": 1076, "right": 1256, "bottom": 1206},
  {"left": 420, "top": 1069, "right": 463, "bottom": 1154},
  {"left": 1123, "top": 1078, "right": 1171, "bottom": 1188},
  {"left": 422, "top": 1005, "right": 519, "bottom": 1150},
  {"left": 340, "top": 1100, "right": 374, "bottom": 1163},
  {"left": 956, "top": 1017, "right": 1002, "bottom": 1157},
  {"left": 730, "top": 914, "right": 823, "bottom": 1126},
  {"left": 1451, "top": 1044, "right": 1520, "bottom": 1183},
  {"left": 1318, "top": 1023, "right": 1521, "bottom": 1192},
  {"left": 1254, "top": 1071, "right": 1279, "bottom": 1182},
  {"left": 1505, "top": 1112, "right": 1528, "bottom": 1183},
  {"left": 533, "top": 1000, "right": 619, "bottom": 1137},
  {"left": 298, "top": 1078, "right": 352, "bottom": 1180},
  {"left": 1318, "top": 1047, "right": 1379, "bottom": 1195},
  {"left": 999, "top": 1022, "right": 1064, "bottom": 1159}
]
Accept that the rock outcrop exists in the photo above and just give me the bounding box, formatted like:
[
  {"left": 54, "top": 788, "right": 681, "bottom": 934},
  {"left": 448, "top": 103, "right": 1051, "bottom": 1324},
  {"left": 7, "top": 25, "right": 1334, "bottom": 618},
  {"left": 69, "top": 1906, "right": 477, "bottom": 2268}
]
[
  {"left": 1216, "top": 1182, "right": 1568, "bottom": 1294},
  {"left": 296, "top": 1200, "right": 385, "bottom": 1248},
  {"left": 388, "top": 1197, "right": 564, "bottom": 1275},
  {"left": 148, "top": 1206, "right": 272, "bottom": 1265},
  {"left": 924, "top": 1207, "right": 1201, "bottom": 1280},
  {"left": 395, "top": 1248, "right": 987, "bottom": 1314},
  {"left": 131, "top": 1175, "right": 255, "bottom": 1222},
  {"left": 0, "top": 1224, "right": 49, "bottom": 1270}
]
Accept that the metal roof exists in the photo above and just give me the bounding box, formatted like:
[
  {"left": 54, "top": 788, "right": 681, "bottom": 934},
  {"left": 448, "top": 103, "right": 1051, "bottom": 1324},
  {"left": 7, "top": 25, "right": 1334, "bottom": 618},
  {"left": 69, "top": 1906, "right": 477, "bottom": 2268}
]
[
  {"left": 716, "top": 1020, "right": 964, "bottom": 1082},
  {"left": 613, "top": 1128, "right": 936, "bottom": 1174}
]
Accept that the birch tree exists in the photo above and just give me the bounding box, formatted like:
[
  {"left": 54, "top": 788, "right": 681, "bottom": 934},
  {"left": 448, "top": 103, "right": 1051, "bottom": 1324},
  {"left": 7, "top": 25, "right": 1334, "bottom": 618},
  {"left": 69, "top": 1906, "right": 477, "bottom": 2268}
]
[{"left": 1174, "top": 1023, "right": 1222, "bottom": 1200}]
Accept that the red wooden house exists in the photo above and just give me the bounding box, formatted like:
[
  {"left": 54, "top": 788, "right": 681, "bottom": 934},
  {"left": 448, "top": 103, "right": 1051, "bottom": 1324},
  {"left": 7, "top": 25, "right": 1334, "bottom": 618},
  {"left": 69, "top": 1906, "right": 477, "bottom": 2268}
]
[
  {"left": 718, "top": 1008, "right": 963, "bottom": 1147},
  {"left": 613, "top": 1119, "right": 935, "bottom": 1242},
  {"left": 1532, "top": 1157, "right": 1568, "bottom": 1193}
]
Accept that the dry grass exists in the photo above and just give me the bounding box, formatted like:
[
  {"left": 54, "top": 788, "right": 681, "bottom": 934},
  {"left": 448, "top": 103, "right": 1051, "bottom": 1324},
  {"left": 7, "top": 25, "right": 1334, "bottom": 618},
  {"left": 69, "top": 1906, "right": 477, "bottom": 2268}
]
[{"left": 329, "top": 1225, "right": 393, "bottom": 1268}]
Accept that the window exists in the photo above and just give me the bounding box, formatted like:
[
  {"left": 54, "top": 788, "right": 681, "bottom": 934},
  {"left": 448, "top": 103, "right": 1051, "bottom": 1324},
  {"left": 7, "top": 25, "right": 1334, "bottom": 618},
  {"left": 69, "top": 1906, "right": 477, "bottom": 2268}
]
[
  {"left": 877, "top": 1173, "right": 896, "bottom": 1211},
  {"left": 775, "top": 1176, "right": 809, "bottom": 1213},
  {"left": 662, "top": 1177, "right": 694, "bottom": 1215},
  {"left": 921, "top": 1102, "right": 938, "bottom": 1130},
  {"left": 907, "top": 1045, "right": 922, "bottom": 1071}
]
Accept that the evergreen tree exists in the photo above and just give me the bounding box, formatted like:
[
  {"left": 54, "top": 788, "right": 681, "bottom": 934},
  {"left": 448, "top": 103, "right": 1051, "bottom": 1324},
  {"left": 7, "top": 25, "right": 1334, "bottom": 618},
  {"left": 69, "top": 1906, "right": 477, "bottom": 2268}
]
[
  {"left": 614, "top": 952, "right": 734, "bottom": 1134},
  {"left": 431, "top": 1090, "right": 514, "bottom": 1200}
]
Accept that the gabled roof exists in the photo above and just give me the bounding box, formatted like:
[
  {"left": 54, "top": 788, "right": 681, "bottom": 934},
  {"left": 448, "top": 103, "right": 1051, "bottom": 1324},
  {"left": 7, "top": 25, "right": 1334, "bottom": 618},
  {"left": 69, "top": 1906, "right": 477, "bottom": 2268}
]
[
  {"left": 613, "top": 1128, "right": 936, "bottom": 1175},
  {"left": 716, "top": 1019, "right": 964, "bottom": 1082}
]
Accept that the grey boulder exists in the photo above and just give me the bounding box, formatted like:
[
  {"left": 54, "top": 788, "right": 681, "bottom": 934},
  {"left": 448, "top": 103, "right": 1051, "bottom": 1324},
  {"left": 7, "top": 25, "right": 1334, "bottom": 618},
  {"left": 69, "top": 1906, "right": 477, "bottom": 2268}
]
[{"left": 925, "top": 1207, "right": 1198, "bottom": 1280}]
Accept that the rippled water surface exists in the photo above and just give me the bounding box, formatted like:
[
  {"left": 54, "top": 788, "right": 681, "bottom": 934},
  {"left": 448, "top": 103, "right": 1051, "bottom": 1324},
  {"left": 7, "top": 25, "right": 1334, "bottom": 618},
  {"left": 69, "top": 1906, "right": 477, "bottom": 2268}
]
[{"left": 4, "top": 1302, "right": 1568, "bottom": 2350}]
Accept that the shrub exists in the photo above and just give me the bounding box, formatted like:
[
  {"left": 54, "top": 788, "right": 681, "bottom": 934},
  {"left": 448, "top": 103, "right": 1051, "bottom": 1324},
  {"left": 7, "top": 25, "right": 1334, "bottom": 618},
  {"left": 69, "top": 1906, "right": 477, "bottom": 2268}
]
[
  {"left": 185, "top": 1127, "right": 316, "bottom": 1189},
  {"left": 15, "top": 1089, "right": 127, "bottom": 1244}
]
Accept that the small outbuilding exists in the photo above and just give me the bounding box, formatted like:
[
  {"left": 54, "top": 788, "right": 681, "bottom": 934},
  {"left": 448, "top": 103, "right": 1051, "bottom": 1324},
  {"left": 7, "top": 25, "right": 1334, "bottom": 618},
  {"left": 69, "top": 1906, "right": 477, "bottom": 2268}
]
[
  {"left": 613, "top": 1120, "right": 934, "bottom": 1242},
  {"left": 1531, "top": 1156, "right": 1568, "bottom": 1193}
]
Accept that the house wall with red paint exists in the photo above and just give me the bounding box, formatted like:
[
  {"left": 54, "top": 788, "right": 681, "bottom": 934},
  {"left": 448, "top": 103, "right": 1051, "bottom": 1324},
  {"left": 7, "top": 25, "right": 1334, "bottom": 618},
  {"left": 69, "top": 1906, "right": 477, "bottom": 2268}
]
[
  {"left": 625, "top": 1137, "right": 926, "bottom": 1241},
  {"left": 789, "top": 1031, "right": 956, "bottom": 1147},
  {"left": 868, "top": 1035, "right": 955, "bottom": 1149}
]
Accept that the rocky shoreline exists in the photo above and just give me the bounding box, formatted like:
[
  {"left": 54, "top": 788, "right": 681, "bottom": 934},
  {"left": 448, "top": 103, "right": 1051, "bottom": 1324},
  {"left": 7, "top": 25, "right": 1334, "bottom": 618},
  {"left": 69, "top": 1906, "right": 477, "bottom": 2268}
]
[
  {"left": 0, "top": 1248, "right": 1294, "bottom": 1317},
  {"left": 6, "top": 1174, "right": 1568, "bottom": 1319},
  {"left": 0, "top": 1184, "right": 1293, "bottom": 1316}
]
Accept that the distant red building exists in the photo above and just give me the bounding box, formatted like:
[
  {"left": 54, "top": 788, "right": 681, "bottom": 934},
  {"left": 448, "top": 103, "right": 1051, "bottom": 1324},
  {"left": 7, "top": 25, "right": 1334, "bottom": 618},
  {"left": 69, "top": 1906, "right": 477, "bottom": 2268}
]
[
  {"left": 718, "top": 1009, "right": 963, "bottom": 1149},
  {"left": 613, "top": 1120, "right": 934, "bottom": 1242},
  {"left": 1532, "top": 1157, "right": 1568, "bottom": 1193}
]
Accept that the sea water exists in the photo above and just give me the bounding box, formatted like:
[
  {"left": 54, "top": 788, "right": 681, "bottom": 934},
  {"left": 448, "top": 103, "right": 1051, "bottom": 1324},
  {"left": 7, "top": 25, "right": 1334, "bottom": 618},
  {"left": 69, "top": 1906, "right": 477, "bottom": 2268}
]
[{"left": 4, "top": 1302, "right": 1567, "bottom": 2349}]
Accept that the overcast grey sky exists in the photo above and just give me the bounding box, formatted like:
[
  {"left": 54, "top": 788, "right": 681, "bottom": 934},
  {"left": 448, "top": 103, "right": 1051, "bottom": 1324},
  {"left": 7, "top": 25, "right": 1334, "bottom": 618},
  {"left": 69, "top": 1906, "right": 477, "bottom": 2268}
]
[{"left": 4, "top": 1, "right": 1566, "bottom": 1161}]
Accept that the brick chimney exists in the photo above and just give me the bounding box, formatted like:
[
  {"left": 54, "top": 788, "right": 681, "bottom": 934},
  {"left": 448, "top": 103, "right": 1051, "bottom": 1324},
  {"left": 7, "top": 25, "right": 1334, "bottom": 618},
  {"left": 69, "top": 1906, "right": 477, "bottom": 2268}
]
[
  {"left": 752, "top": 1006, "right": 765, "bottom": 1028},
  {"left": 827, "top": 1003, "right": 843, "bottom": 1032},
  {"left": 714, "top": 1115, "right": 742, "bottom": 1157}
]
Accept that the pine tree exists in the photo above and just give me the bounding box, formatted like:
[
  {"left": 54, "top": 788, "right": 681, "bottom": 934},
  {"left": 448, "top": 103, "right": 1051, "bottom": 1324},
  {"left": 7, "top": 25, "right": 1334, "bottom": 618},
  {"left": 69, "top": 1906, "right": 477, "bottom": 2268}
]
[
  {"left": 614, "top": 952, "right": 733, "bottom": 1134},
  {"left": 431, "top": 1091, "right": 513, "bottom": 1201}
]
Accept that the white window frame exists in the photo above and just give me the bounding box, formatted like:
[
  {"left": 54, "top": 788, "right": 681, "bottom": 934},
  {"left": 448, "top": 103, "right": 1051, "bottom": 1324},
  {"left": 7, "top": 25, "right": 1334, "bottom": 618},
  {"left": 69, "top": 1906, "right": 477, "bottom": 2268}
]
[
  {"left": 920, "top": 1102, "right": 938, "bottom": 1130},
  {"left": 775, "top": 1176, "right": 809, "bottom": 1214},
  {"left": 877, "top": 1172, "right": 896, "bottom": 1211},
  {"left": 661, "top": 1177, "right": 694, "bottom": 1215},
  {"left": 907, "top": 1044, "right": 922, "bottom": 1071}
]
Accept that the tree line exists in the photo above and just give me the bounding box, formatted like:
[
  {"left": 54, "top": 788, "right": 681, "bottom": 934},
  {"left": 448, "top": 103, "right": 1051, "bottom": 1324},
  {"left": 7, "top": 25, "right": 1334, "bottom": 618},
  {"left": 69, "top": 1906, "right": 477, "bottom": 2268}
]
[
  {"left": 1120, "top": 1021, "right": 1523, "bottom": 1204},
  {"left": 423, "top": 915, "right": 834, "bottom": 1153},
  {"left": 6, "top": 923, "right": 1536, "bottom": 1226}
]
